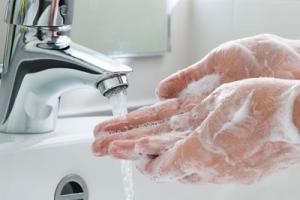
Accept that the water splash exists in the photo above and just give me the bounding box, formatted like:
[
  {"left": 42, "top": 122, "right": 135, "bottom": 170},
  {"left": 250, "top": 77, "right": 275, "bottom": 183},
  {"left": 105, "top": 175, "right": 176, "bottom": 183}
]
[{"left": 108, "top": 88, "right": 135, "bottom": 200}]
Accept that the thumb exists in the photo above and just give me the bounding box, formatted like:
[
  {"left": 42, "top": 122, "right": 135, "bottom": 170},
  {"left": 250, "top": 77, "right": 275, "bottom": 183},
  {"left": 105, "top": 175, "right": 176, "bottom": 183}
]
[{"left": 156, "top": 55, "right": 215, "bottom": 99}]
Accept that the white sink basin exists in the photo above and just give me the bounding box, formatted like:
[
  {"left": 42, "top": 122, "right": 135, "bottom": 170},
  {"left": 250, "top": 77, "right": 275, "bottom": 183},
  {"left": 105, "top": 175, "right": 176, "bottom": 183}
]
[
  {"left": 1, "top": 117, "right": 300, "bottom": 200},
  {"left": 0, "top": 117, "right": 125, "bottom": 200}
]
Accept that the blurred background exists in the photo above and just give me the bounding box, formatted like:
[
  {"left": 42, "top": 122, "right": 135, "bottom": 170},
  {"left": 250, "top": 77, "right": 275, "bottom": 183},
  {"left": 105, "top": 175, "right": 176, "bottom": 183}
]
[{"left": 1, "top": 0, "right": 300, "bottom": 117}]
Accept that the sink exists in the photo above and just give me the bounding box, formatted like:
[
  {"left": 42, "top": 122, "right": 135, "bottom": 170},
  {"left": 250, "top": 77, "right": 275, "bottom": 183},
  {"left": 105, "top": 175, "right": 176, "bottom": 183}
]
[
  {"left": 1, "top": 117, "right": 300, "bottom": 200},
  {"left": 0, "top": 117, "right": 125, "bottom": 200}
]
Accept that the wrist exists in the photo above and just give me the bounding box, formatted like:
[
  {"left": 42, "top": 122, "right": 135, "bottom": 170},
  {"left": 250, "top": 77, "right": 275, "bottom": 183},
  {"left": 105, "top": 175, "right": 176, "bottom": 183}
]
[{"left": 293, "top": 94, "right": 300, "bottom": 133}]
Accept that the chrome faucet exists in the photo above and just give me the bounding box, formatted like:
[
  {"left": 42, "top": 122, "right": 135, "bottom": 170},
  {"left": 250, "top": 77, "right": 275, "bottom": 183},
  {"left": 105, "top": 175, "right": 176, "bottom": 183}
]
[{"left": 0, "top": 0, "right": 132, "bottom": 134}]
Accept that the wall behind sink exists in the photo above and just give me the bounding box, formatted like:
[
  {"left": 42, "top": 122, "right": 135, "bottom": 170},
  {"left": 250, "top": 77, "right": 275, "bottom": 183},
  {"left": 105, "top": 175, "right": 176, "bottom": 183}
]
[
  {"left": 1, "top": 0, "right": 300, "bottom": 116},
  {"left": 59, "top": 0, "right": 300, "bottom": 116}
]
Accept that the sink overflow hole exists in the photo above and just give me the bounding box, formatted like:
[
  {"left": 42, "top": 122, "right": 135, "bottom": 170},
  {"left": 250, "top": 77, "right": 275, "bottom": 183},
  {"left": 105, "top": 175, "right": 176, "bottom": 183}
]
[
  {"left": 61, "top": 181, "right": 83, "bottom": 195},
  {"left": 55, "top": 174, "right": 88, "bottom": 200}
]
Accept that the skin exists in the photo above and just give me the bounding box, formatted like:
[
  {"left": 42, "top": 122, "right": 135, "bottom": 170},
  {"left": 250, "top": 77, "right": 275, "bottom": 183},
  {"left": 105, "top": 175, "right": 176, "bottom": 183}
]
[
  {"left": 295, "top": 96, "right": 300, "bottom": 131},
  {"left": 93, "top": 34, "right": 300, "bottom": 184}
]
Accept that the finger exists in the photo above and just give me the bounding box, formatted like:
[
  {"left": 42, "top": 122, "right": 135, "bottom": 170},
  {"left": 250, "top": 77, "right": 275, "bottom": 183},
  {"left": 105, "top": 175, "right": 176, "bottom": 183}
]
[
  {"left": 179, "top": 173, "right": 203, "bottom": 185},
  {"left": 107, "top": 138, "right": 189, "bottom": 181},
  {"left": 94, "top": 98, "right": 181, "bottom": 136},
  {"left": 106, "top": 134, "right": 184, "bottom": 160},
  {"left": 179, "top": 170, "right": 222, "bottom": 185},
  {"left": 108, "top": 140, "right": 140, "bottom": 160},
  {"left": 138, "top": 133, "right": 224, "bottom": 182},
  {"left": 156, "top": 54, "right": 215, "bottom": 99},
  {"left": 107, "top": 134, "right": 185, "bottom": 161},
  {"left": 93, "top": 121, "right": 171, "bottom": 156},
  {"left": 137, "top": 136, "right": 196, "bottom": 182},
  {"left": 169, "top": 95, "right": 213, "bottom": 132},
  {"left": 178, "top": 93, "right": 208, "bottom": 111},
  {"left": 157, "top": 40, "right": 257, "bottom": 100},
  {"left": 135, "top": 132, "right": 188, "bottom": 156},
  {"left": 93, "top": 94, "right": 214, "bottom": 157},
  {"left": 94, "top": 94, "right": 206, "bottom": 137}
]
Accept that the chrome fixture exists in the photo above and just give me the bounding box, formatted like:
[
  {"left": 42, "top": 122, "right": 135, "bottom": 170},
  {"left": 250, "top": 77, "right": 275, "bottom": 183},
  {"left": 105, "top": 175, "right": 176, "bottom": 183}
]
[{"left": 0, "top": 0, "right": 132, "bottom": 134}]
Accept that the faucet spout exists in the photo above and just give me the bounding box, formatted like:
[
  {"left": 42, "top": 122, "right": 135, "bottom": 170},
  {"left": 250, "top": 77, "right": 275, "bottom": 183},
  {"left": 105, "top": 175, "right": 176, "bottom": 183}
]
[
  {"left": 0, "top": 24, "right": 132, "bottom": 134},
  {"left": 64, "top": 41, "right": 132, "bottom": 95}
]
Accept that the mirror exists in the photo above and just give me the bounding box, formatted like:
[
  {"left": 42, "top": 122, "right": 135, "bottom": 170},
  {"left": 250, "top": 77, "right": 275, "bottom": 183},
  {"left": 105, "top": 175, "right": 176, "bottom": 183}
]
[{"left": 72, "top": 0, "right": 169, "bottom": 58}]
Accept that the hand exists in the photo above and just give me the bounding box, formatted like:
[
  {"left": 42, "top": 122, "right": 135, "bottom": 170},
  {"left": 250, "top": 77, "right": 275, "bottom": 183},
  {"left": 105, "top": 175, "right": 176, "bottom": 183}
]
[
  {"left": 93, "top": 34, "right": 300, "bottom": 184},
  {"left": 94, "top": 78, "right": 300, "bottom": 184},
  {"left": 157, "top": 34, "right": 300, "bottom": 100},
  {"left": 94, "top": 33, "right": 300, "bottom": 131}
]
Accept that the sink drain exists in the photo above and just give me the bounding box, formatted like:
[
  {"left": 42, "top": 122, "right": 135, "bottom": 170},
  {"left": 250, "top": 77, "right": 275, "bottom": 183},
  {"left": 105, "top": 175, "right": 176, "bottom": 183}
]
[{"left": 55, "top": 174, "right": 88, "bottom": 200}]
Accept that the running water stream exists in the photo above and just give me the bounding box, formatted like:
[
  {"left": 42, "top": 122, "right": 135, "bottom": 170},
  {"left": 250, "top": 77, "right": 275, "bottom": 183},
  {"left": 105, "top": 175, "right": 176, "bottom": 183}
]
[{"left": 108, "top": 88, "right": 135, "bottom": 200}]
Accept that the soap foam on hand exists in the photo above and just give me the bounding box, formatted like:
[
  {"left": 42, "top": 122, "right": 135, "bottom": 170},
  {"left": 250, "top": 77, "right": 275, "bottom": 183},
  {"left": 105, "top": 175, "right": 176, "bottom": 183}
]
[
  {"left": 103, "top": 77, "right": 300, "bottom": 186},
  {"left": 179, "top": 74, "right": 220, "bottom": 98},
  {"left": 270, "top": 83, "right": 300, "bottom": 144},
  {"left": 198, "top": 78, "right": 300, "bottom": 182},
  {"left": 143, "top": 78, "right": 300, "bottom": 185}
]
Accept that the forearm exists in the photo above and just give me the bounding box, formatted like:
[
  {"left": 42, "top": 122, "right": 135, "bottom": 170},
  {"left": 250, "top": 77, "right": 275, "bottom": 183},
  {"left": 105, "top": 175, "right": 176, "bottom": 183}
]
[{"left": 293, "top": 94, "right": 300, "bottom": 132}]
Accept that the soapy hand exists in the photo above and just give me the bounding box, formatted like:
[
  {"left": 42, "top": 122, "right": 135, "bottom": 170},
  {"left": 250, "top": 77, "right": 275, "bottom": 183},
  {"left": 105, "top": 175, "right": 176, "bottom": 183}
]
[
  {"left": 94, "top": 79, "right": 300, "bottom": 184},
  {"left": 157, "top": 34, "right": 300, "bottom": 99},
  {"left": 93, "top": 34, "right": 300, "bottom": 184}
]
